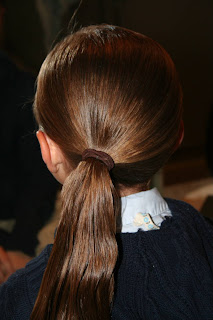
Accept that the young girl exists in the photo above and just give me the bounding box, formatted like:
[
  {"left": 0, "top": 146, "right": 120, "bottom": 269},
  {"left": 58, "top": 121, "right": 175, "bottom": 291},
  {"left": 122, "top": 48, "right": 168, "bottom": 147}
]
[{"left": 0, "top": 24, "right": 213, "bottom": 320}]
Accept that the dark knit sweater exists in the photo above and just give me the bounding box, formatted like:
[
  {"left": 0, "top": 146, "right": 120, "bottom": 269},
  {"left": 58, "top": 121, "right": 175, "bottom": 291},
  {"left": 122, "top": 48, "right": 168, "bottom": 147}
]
[{"left": 1, "top": 199, "right": 213, "bottom": 319}]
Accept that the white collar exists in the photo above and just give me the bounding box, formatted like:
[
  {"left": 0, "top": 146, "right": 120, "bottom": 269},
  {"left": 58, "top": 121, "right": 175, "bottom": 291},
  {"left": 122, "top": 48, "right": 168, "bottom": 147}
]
[{"left": 121, "top": 188, "right": 171, "bottom": 233}]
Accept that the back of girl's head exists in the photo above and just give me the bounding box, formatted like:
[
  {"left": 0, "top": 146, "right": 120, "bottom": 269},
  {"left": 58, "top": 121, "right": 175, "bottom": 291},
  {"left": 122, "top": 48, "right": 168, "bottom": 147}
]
[
  {"left": 32, "top": 25, "right": 182, "bottom": 320},
  {"left": 35, "top": 24, "right": 182, "bottom": 185}
]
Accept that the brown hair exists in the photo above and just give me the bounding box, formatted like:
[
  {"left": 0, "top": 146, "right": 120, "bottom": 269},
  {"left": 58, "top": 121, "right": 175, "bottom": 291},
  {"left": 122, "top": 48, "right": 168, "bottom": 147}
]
[{"left": 31, "top": 25, "right": 182, "bottom": 319}]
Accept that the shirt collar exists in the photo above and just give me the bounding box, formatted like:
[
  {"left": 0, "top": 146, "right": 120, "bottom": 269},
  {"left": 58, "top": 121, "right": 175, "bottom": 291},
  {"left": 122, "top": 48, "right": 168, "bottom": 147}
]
[{"left": 121, "top": 187, "right": 171, "bottom": 233}]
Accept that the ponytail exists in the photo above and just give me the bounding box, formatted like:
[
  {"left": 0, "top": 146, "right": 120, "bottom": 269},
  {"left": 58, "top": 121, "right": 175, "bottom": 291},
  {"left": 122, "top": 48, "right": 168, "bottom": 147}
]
[{"left": 31, "top": 158, "right": 120, "bottom": 319}]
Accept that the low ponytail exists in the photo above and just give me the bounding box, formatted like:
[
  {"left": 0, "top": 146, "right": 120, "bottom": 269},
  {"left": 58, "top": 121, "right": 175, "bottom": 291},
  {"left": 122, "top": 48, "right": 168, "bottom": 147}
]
[{"left": 31, "top": 158, "right": 120, "bottom": 320}]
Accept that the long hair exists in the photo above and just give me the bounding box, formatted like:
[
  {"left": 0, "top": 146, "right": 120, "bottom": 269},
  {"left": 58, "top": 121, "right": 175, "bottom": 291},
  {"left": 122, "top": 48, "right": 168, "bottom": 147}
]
[{"left": 31, "top": 25, "right": 182, "bottom": 319}]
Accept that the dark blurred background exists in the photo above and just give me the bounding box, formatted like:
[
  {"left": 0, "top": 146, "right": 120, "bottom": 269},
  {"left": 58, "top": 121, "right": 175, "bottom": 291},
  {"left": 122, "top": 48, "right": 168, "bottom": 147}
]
[{"left": 2, "top": 0, "right": 213, "bottom": 186}]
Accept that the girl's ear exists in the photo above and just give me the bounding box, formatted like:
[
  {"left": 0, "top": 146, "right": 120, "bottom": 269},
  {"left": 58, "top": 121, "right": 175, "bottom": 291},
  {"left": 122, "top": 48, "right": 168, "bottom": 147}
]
[
  {"left": 37, "top": 130, "right": 70, "bottom": 184},
  {"left": 36, "top": 130, "right": 63, "bottom": 174}
]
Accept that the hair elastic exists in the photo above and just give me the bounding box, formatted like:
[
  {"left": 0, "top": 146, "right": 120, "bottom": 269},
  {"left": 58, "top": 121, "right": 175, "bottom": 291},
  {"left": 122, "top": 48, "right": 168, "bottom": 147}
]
[{"left": 82, "top": 149, "right": 114, "bottom": 171}]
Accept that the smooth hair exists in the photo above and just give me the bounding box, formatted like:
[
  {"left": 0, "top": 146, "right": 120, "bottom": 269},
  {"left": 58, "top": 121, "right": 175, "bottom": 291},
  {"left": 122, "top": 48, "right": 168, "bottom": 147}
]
[{"left": 31, "top": 25, "right": 182, "bottom": 319}]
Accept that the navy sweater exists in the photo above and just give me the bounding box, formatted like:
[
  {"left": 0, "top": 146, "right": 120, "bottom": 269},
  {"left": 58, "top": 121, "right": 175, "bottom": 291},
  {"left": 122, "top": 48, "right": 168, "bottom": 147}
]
[{"left": 0, "top": 199, "right": 213, "bottom": 319}]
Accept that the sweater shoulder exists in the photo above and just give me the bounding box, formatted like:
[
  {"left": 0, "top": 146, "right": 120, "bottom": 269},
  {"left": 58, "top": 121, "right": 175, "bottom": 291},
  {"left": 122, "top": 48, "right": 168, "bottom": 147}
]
[
  {"left": 165, "top": 197, "right": 213, "bottom": 235},
  {"left": 0, "top": 244, "right": 52, "bottom": 320},
  {"left": 165, "top": 197, "right": 199, "bottom": 215}
]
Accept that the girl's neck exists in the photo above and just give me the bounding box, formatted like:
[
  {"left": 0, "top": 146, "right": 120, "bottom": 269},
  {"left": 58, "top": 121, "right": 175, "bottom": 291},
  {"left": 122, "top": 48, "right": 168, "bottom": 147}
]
[{"left": 118, "top": 182, "right": 150, "bottom": 197}]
